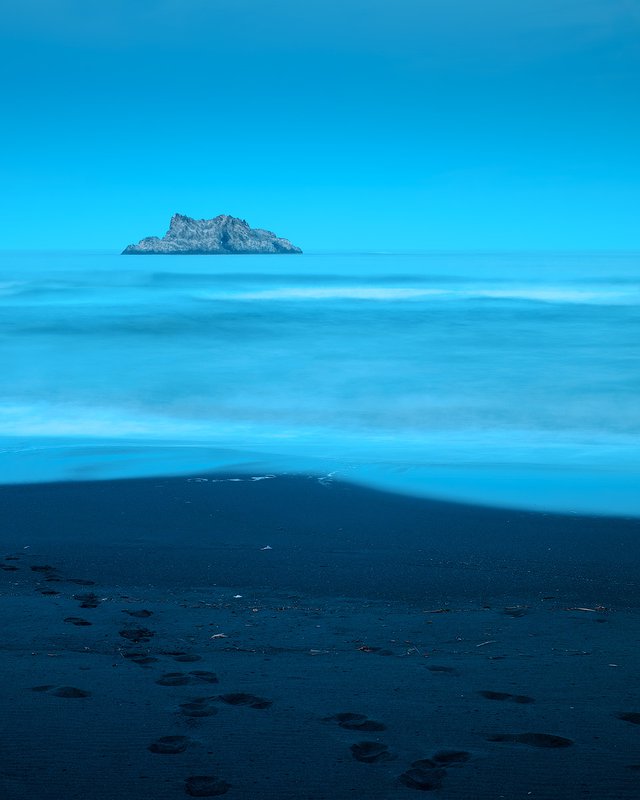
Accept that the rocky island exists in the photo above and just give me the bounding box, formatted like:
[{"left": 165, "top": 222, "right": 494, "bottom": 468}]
[{"left": 122, "top": 213, "right": 302, "bottom": 255}]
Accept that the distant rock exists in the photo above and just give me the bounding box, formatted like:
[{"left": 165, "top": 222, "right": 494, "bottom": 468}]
[{"left": 122, "top": 214, "right": 302, "bottom": 255}]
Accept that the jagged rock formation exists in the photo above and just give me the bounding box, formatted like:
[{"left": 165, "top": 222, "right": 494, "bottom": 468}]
[{"left": 122, "top": 214, "right": 302, "bottom": 255}]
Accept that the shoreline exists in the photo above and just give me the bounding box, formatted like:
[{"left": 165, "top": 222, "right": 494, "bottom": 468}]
[
  {"left": 3, "top": 473, "right": 639, "bottom": 605},
  {"left": 2, "top": 473, "right": 639, "bottom": 798}
]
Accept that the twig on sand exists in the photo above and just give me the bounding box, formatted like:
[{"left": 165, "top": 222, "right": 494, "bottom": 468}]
[{"left": 476, "top": 640, "right": 497, "bottom": 647}]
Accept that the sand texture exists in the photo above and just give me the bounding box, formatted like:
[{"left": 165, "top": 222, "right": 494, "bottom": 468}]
[{"left": 1, "top": 475, "right": 639, "bottom": 798}]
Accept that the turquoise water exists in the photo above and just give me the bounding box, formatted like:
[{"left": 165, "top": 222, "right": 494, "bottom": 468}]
[{"left": 1, "top": 251, "right": 639, "bottom": 514}]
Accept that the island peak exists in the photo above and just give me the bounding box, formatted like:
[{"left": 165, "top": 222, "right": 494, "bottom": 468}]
[{"left": 122, "top": 214, "right": 302, "bottom": 255}]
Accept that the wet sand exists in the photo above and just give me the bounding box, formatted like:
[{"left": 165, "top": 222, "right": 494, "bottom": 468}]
[{"left": 1, "top": 474, "right": 639, "bottom": 798}]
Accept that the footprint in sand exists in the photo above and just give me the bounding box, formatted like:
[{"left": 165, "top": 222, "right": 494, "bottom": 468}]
[
  {"left": 162, "top": 650, "right": 203, "bottom": 663},
  {"left": 148, "top": 735, "right": 190, "bottom": 754},
  {"left": 185, "top": 775, "right": 231, "bottom": 797},
  {"left": 356, "top": 645, "right": 394, "bottom": 656},
  {"left": 350, "top": 741, "right": 395, "bottom": 763},
  {"left": 74, "top": 592, "right": 101, "bottom": 609},
  {"left": 30, "top": 564, "right": 62, "bottom": 594},
  {"left": 122, "top": 609, "right": 153, "bottom": 618},
  {"left": 189, "top": 671, "right": 219, "bottom": 684},
  {"left": 617, "top": 712, "right": 640, "bottom": 725},
  {"left": 123, "top": 651, "right": 159, "bottom": 666},
  {"left": 157, "top": 673, "right": 192, "bottom": 687},
  {"left": 503, "top": 607, "right": 529, "bottom": 618},
  {"left": 218, "top": 692, "right": 272, "bottom": 709},
  {"left": 119, "top": 627, "right": 154, "bottom": 643},
  {"left": 488, "top": 733, "right": 573, "bottom": 748},
  {"left": 478, "top": 690, "right": 535, "bottom": 704},
  {"left": 399, "top": 765, "right": 447, "bottom": 791},
  {"left": 411, "top": 759, "right": 438, "bottom": 769},
  {"left": 30, "top": 685, "right": 91, "bottom": 698},
  {"left": 64, "top": 616, "right": 92, "bottom": 626},
  {"left": 156, "top": 671, "right": 218, "bottom": 687},
  {"left": 399, "top": 751, "right": 471, "bottom": 791},
  {"left": 0, "top": 564, "right": 19, "bottom": 571},
  {"left": 179, "top": 697, "right": 219, "bottom": 718},
  {"left": 323, "top": 712, "right": 386, "bottom": 732},
  {"left": 51, "top": 686, "right": 91, "bottom": 698},
  {"left": 30, "top": 566, "right": 94, "bottom": 586}
]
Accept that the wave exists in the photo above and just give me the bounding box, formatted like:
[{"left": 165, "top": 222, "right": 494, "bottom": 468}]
[
  {"left": 224, "top": 287, "right": 449, "bottom": 301},
  {"left": 191, "top": 284, "right": 639, "bottom": 305},
  {"left": 1, "top": 431, "right": 639, "bottom": 516},
  {"left": 1, "top": 400, "right": 638, "bottom": 463},
  {"left": 2, "top": 251, "right": 639, "bottom": 515},
  {"left": 0, "top": 281, "right": 30, "bottom": 297}
]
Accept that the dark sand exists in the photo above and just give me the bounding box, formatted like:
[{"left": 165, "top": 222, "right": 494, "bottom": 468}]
[{"left": 1, "top": 474, "right": 639, "bottom": 798}]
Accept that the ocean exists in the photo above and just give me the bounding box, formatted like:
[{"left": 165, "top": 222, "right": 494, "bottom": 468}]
[{"left": 1, "top": 250, "right": 639, "bottom": 515}]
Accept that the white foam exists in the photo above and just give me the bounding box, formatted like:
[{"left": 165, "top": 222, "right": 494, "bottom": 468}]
[
  {"left": 469, "top": 287, "right": 631, "bottom": 304},
  {"left": 0, "top": 281, "right": 27, "bottom": 296},
  {"left": 1, "top": 434, "right": 639, "bottom": 516},
  {"left": 194, "top": 284, "right": 638, "bottom": 305},
  {"left": 205, "top": 287, "right": 448, "bottom": 301}
]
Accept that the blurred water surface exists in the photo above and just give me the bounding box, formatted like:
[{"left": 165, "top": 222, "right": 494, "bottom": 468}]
[{"left": 1, "top": 251, "right": 639, "bottom": 515}]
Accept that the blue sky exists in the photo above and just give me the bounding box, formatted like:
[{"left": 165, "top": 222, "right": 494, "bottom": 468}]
[{"left": 1, "top": 0, "right": 639, "bottom": 250}]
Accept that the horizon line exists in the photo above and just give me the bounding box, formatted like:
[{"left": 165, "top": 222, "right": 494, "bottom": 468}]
[{"left": 2, "top": 248, "right": 640, "bottom": 257}]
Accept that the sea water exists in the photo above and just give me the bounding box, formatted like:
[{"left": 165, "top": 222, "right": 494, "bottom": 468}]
[{"left": 1, "top": 251, "right": 639, "bottom": 515}]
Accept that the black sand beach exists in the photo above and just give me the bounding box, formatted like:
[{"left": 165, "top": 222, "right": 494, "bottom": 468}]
[{"left": 1, "top": 474, "right": 639, "bottom": 799}]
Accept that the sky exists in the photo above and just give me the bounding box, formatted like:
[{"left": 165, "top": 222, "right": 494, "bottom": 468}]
[{"left": 1, "top": 0, "right": 639, "bottom": 251}]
